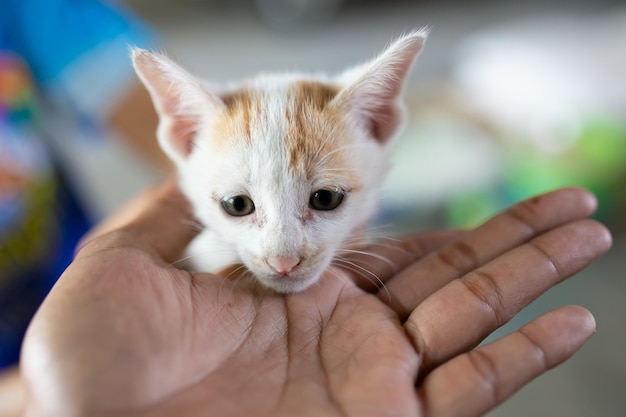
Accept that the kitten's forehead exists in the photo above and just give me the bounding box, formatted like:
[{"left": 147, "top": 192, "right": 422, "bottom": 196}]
[
  {"left": 284, "top": 80, "right": 341, "bottom": 175},
  {"left": 213, "top": 78, "right": 359, "bottom": 187}
]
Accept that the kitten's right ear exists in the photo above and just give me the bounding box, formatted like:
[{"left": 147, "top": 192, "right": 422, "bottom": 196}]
[{"left": 131, "top": 48, "right": 225, "bottom": 162}]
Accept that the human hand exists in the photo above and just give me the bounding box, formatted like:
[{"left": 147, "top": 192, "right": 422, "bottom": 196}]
[{"left": 20, "top": 182, "right": 611, "bottom": 417}]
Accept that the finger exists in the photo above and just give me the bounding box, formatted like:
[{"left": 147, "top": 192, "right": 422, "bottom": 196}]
[
  {"left": 336, "top": 230, "right": 465, "bottom": 292},
  {"left": 417, "top": 306, "right": 596, "bottom": 417},
  {"left": 78, "top": 180, "right": 198, "bottom": 263},
  {"left": 0, "top": 367, "right": 25, "bottom": 417},
  {"left": 382, "top": 187, "right": 599, "bottom": 318},
  {"left": 404, "top": 219, "right": 611, "bottom": 372}
]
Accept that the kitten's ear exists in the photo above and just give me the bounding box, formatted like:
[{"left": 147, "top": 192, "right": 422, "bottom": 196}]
[
  {"left": 333, "top": 30, "right": 427, "bottom": 144},
  {"left": 131, "top": 48, "right": 225, "bottom": 162}
]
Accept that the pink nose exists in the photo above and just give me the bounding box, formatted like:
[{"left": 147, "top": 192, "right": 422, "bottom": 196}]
[{"left": 267, "top": 256, "right": 301, "bottom": 275}]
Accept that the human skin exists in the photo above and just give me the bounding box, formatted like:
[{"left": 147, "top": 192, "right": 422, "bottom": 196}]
[
  {"left": 105, "top": 81, "right": 173, "bottom": 173},
  {"left": 16, "top": 182, "right": 611, "bottom": 417}
]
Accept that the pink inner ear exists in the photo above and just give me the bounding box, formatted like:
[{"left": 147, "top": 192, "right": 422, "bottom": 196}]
[
  {"left": 169, "top": 117, "right": 198, "bottom": 156},
  {"left": 158, "top": 88, "right": 202, "bottom": 158},
  {"left": 368, "top": 102, "right": 401, "bottom": 144},
  {"left": 341, "top": 33, "right": 425, "bottom": 144},
  {"left": 132, "top": 50, "right": 213, "bottom": 160}
]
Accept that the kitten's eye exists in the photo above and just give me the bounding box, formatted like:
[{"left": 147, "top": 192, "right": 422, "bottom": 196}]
[
  {"left": 221, "top": 195, "right": 255, "bottom": 216},
  {"left": 309, "top": 189, "right": 344, "bottom": 211}
]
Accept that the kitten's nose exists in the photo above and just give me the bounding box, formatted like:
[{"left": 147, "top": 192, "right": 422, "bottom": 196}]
[{"left": 267, "top": 256, "right": 301, "bottom": 275}]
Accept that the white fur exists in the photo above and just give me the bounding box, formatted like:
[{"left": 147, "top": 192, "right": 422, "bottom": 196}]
[{"left": 132, "top": 30, "right": 426, "bottom": 293}]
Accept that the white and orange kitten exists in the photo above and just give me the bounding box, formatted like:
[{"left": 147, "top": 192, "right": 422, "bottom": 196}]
[{"left": 132, "top": 30, "right": 426, "bottom": 293}]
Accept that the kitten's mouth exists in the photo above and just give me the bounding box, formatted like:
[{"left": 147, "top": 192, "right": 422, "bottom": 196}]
[
  {"left": 216, "top": 262, "right": 315, "bottom": 293},
  {"left": 236, "top": 251, "right": 328, "bottom": 293},
  {"left": 257, "top": 257, "right": 326, "bottom": 293}
]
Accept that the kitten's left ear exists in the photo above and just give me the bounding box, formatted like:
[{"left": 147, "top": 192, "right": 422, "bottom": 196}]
[{"left": 333, "top": 29, "right": 427, "bottom": 144}]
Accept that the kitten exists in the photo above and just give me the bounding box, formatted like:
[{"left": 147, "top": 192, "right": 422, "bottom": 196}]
[{"left": 132, "top": 30, "right": 426, "bottom": 293}]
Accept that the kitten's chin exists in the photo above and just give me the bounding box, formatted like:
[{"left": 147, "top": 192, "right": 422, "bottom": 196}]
[
  {"left": 213, "top": 263, "right": 319, "bottom": 293},
  {"left": 255, "top": 271, "right": 322, "bottom": 294},
  {"left": 240, "top": 252, "right": 332, "bottom": 294}
]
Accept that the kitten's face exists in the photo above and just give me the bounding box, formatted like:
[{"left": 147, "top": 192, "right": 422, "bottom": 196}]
[
  {"left": 181, "top": 79, "right": 388, "bottom": 292},
  {"left": 132, "top": 30, "right": 426, "bottom": 292}
]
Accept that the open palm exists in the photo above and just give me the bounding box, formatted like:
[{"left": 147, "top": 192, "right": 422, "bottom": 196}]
[{"left": 21, "top": 182, "right": 611, "bottom": 417}]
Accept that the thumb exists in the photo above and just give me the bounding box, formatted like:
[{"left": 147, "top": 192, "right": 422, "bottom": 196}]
[{"left": 78, "top": 180, "right": 198, "bottom": 263}]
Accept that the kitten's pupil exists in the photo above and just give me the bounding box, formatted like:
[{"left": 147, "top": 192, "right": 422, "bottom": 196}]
[
  {"left": 232, "top": 196, "right": 246, "bottom": 212},
  {"left": 310, "top": 189, "right": 344, "bottom": 211},
  {"left": 222, "top": 195, "right": 255, "bottom": 216},
  {"left": 316, "top": 191, "right": 332, "bottom": 206}
]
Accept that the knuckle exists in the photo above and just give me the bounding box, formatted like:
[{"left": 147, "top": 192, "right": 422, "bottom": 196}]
[
  {"left": 398, "top": 237, "right": 429, "bottom": 262},
  {"left": 467, "top": 349, "right": 500, "bottom": 405},
  {"left": 527, "top": 240, "right": 561, "bottom": 277},
  {"left": 403, "top": 318, "right": 428, "bottom": 359},
  {"left": 518, "top": 327, "right": 550, "bottom": 370},
  {"left": 504, "top": 199, "right": 540, "bottom": 234},
  {"left": 436, "top": 240, "right": 480, "bottom": 276},
  {"left": 460, "top": 269, "right": 507, "bottom": 326}
]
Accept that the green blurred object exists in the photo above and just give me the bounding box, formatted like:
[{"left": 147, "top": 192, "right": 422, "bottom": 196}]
[
  {"left": 446, "top": 116, "right": 626, "bottom": 228},
  {"left": 446, "top": 188, "right": 502, "bottom": 229}
]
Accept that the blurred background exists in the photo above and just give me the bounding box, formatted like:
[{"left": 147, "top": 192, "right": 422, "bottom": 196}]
[
  {"left": 1, "top": 0, "right": 625, "bottom": 415},
  {"left": 127, "top": 1, "right": 626, "bottom": 415}
]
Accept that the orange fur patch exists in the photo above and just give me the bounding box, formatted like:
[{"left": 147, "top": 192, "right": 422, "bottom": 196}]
[
  {"left": 285, "top": 81, "right": 359, "bottom": 188},
  {"left": 211, "top": 89, "right": 258, "bottom": 148},
  {"left": 286, "top": 81, "right": 338, "bottom": 170},
  {"left": 212, "top": 81, "right": 362, "bottom": 191}
]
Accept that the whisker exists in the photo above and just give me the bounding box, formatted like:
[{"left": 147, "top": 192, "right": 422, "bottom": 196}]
[
  {"left": 365, "top": 224, "right": 398, "bottom": 238},
  {"left": 224, "top": 266, "right": 253, "bottom": 300},
  {"left": 343, "top": 233, "right": 421, "bottom": 261},
  {"left": 314, "top": 167, "right": 357, "bottom": 173},
  {"left": 315, "top": 143, "right": 370, "bottom": 165},
  {"left": 324, "top": 265, "right": 353, "bottom": 287},
  {"left": 340, "top": 231, "right": 375, "bottom": 246},
  {"left": 180, "top": 218, "right": 205, "bottom": 233},
  {"left": 332, "top": 256, "right": 391, "bottom": 302},
  {"left": 170, "top": 254, "right": 195, "bottom": 268},
  {"left": 223, "top": 263, "right": 249, "bottom": 281},
  {"left": 335, "top": 248, "right": 399, "bottom": 274},
  {"left": 170, "top": 248, "right": 240, "bottom": 268}
]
